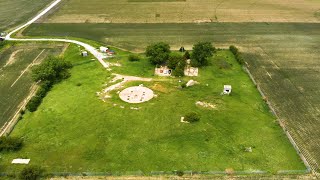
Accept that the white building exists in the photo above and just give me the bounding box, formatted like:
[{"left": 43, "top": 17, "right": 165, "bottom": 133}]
[
  {"left": 99, "top": 46, "right": 108, "bottom": 53},
  {"left": 81, "top": 51, "right": 88, "bottom": 57}
]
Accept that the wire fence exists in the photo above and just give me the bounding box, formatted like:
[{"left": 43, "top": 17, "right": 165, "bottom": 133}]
[{"left": 243, "top": 66, "right": 312, "bottom": 174}]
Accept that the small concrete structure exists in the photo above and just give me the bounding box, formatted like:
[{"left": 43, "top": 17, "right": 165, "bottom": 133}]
[
  {"left": 186, "top": 80, "right": 199, "bottom": 87},
  {"left": 155, "top": 66, "right": 172, "bottom": 76},
  {"left": 12, "top": 159, "right": 30, "bottom": 164},
  {"left": 119, "top": 86, "right": 154, "bottom": 104},
  {"left": 100, "top": 46, "right": 108, "bottom": 53},
  {"left": 223, "top": 85, "right": 232, "bottom": 95},
  {"left": 184, "top": 66, "right": 199, "bottom": 76},
  {"left": 81, "top": 51, "right": 88, "bottom": 57}
]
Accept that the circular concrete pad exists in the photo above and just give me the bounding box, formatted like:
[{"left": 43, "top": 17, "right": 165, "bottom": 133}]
[{"left": 119, "top": 86, "right": 154, "bottom": 103}]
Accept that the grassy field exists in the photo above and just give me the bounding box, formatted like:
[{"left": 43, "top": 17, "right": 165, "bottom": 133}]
[
  {"left": 0, "top": 0, "right": 53, "bottom": 32},
  {"left": 0, "top": 44, "right": 305, "bottom": 174},
  {"left": 0, "top": 42, "right": 65, "bottom": 129},
  {"left": 41, "top": 0, "right": 320, "bottom": 23},
  {"left": 20, "top": 22, "right": 320, "bottom": 172}
]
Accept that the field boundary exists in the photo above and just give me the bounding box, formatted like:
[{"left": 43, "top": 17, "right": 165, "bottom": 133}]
[
  {"left": 243, "top": 66, "right": 312, "bottom": 174},
  {"left": 0, "top": 84, "right": 39, "bottom": 136}
]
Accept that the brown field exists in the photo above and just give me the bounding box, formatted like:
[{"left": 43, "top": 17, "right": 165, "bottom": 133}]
[{"left": 40, "top": 0, "right": 320, "bottom": 23}]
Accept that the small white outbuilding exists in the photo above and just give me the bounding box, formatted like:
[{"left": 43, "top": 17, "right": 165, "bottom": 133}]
[
  {"left": 100, "top": 46, "right": 108, "bottom": 52},
  {"left": 81, "top": 51, "right": 88, "bottom": 57},
  {"left": 223, "top": 85, "right": 232, "bottom": 95}
]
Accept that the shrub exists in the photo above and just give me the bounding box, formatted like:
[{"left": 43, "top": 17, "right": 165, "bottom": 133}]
[
  {"left": 229, "top": 45, "right": 239, "bottom": 55},
  {"left": 128, "top": 54, "right": 140, "bottom": 62},
  {"left": 176, "top": 171, "right": 184, "bottom": 177},
  {"left": 146, "top": 42, "right": 171, "bottom": 65},
  {"left": 26, "top": 96, "right": 42, "bottom": 112},
  {"left": 229, "top": 45, "right": 244, "bottom": 65},
  {"left": 191, "top": 42, "right": 215, "bottom": 67},
  {"left": 184, "top": 112, "right": 200, "bottom": 123},
  {"left": 0, "top": 136, "right": 23, "bottom": 152},
  {"left": 19, "top": 166, "right": 44, "bottom": 180},
  {"left": 181, "top": 83, "right": 187, "bottom": 88}
]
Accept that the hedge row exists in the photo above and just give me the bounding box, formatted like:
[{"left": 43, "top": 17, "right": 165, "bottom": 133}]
[{"left": 229, "top": 45, "right": 244, "bottom": 65}]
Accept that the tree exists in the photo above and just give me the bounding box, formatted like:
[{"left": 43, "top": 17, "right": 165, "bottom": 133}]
[
  {"left": 191, "top": 42, "right": 215, "bottom": 67},
  {"left": 0, "top": 136, "right": 23, "bottom": 152},
  {"left": 19, "top": 166, "right": 44, "bottom": 180},
  {"left": 183, "top": 51, "right": 190, "bottom": 60},
  {"left": 145, "top": 42, "right": 171, "bottom": 65},
  {"left": 31, "top": 56, "right": 72, "bottom": 83},
  {"left": 167, "top": 53, "right": 183, "bottom": 69}
]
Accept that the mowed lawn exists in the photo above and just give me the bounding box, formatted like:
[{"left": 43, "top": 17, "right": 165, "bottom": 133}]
[
  {"left": 0, "top": 0, "right": 53, "bottom": 32},
  {"left": 0, "top": 44, "right": 305, "bottom": 173},
  {"left": 22, "top": 22, "right": 320, "bottom": 172}
]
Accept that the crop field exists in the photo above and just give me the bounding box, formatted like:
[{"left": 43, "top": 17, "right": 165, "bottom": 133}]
[
  {"left": 40, "top": 0, "right": 320, "bottom": 23},
  {"left": 0, "top": 0, "right": 53, "bottom": 32},
  {"left": 0, "top": 44, "right": 305, "bottom": 174},
  {"left": 0, "top": 42, "right": 65, "bottom": 129},
  {"left": 21, "top": 22, "right": 320, "bottom": 172}
]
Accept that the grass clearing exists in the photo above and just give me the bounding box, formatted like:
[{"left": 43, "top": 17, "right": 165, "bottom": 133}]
[
  {"left": 40, "top": 0, "right": 320, "bottom": 23},
  {"left": 0, "top": 42, "right": 65, "bottom": 129},
  {"left": 0, "top": 44, "right": 305, "bottom": 174}
]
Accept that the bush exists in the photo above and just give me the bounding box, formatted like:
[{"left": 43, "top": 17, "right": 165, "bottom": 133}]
[
  {"left": 19, "top": 166, "right": 44, "bottom": 180},
  {"left": 176, "top": 171, "right": 184, "bottom": 176},
  {"left": 229, "top": 45, "right": 239, "bottom": 55},
  {"left": 0, "top": 136, "right": 23, "bottom": 152},
  {"left": 26, "top": 81, "right": 53, "bottom": 112},
  {"left": 184, "top": 112, "right": 200, "bottom": 123},
  {"left": 146, "top": 42, "right": 171, "bottom": 65},
  {"left": 229, "top": 45, "right": 244, "bottom": 65},
  {"left": 128, "top": 54, "right": 140, "bottom": 62},
  {"left": 26, "top": 96, "right": 42, "bottom": 112}
]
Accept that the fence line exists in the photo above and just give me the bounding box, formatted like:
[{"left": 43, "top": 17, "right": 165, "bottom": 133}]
[
  {"left": 243, "top": 66, "right": 312, "bottom": 174},
  {"left": 0, "top": 84, "right": 39, "bottom": 137}
]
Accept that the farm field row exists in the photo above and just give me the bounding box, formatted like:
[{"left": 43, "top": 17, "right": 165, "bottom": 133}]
[
  {"left": 0, "top": 44, "right": 305, "bottom": 174},
  {"left": 0, "top": 42, "right": 65, "bottom": 128},
  {"left": 0, "top": 0, "right": 53, "bottom": 32},
  {"left": 21, "top": 22, "right": 320, "bottom": 172},
  {"left": 40, "top": 0, "right": 320, "bottom": 23}
]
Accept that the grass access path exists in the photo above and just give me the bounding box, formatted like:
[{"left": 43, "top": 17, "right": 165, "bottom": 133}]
[{"left": 1, "top": 44, "right": 305, "bottom": 174}]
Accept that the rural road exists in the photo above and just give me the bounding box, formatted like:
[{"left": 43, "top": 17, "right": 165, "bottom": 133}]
[{"left": 3, "top": 0, "right": 109, "bottom": 68}]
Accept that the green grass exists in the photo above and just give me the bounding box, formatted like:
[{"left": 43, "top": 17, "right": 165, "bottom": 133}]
[
  {"left": 0, "top": 42, "right": 64, "bottom": 127},
  {"left": 0, "top": 44, "right": 305, "bottom": 174},
  {"left": 0, "top": 0, "right": 53, "bottom": 32},
  {"left": 18, "top": 22, "right": 320, "bottom": 172}
]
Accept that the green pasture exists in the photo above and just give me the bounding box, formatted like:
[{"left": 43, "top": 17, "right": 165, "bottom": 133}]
[{"left": 0, "top": 44, "right": 305, "bottom": 174}]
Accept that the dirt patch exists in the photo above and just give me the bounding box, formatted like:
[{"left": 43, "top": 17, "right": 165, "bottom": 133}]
[
  {"left": 3, "top": 49, "right": 23, "bottom": 67},
  {"left": 151, "top": 83, "right": 169, "bottom": 93},
  {"left": 196, "top": 101, "right": 216, "bottom": 109}
]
